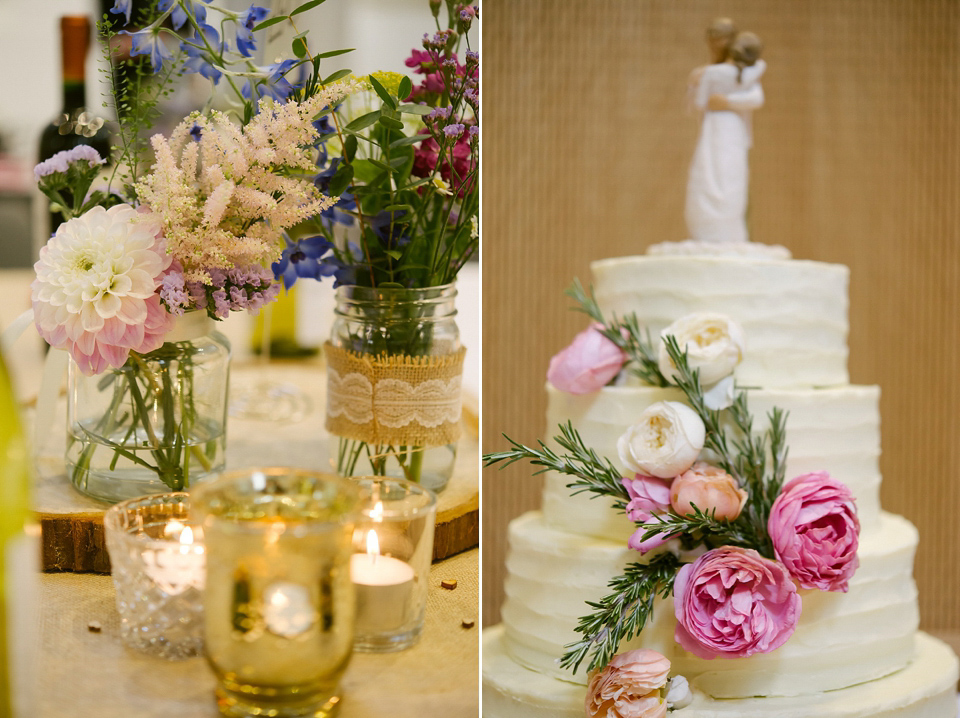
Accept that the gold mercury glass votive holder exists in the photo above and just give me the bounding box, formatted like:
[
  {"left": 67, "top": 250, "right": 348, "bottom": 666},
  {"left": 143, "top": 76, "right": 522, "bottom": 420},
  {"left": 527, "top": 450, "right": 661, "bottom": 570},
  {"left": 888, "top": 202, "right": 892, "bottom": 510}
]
[
  {"left": 192, "top": 468, "right": 359, "bottom": 718},
  {"left": 103, "top": 492, "right": 206, "bottom": 660},
  {"left": 350, "top": 477, "right": 437, "bottom": 653}
]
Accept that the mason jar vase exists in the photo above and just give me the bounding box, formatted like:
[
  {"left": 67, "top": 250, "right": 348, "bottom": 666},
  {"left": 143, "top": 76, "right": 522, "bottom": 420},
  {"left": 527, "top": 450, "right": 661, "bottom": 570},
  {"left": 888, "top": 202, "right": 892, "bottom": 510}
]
[{"left": 326, "top": 284, "right": 463, "bottom": 493}]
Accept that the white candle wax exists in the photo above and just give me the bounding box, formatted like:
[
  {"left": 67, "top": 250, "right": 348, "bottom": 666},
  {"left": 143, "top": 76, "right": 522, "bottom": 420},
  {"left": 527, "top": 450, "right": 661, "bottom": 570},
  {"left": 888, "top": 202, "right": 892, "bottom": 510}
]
[{"left": 350, "top": 552, "right": 415, "bottom": 634}]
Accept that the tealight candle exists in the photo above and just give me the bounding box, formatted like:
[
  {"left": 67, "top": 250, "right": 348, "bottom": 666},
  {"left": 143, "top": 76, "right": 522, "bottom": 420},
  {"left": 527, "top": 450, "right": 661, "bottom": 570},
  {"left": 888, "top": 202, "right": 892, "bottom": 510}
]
[
  {"left": 103, "top": 493, "right": 206, "bottom": 660},
  {"left": 351, "top": 529, "right": 415, "bottom": 633},
  {"left": 351, "top": 478, "right": 436, "bottom": 653}
]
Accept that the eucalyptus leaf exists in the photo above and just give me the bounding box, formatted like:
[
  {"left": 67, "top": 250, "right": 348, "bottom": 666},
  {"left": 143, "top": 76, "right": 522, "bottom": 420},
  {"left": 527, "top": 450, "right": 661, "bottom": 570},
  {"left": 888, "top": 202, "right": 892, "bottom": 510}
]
[
  {"left": 292, "top": 36, "right": 308, "bottom": 58},
  {"left": 378, "top": 282, "right": 406, "bottom": 289},
  {"left": 346, "top": 110, "right": 381, "bottom": 132},
  {"left": 389, "top": 135, "right": 426, "bottom": 149},
  {"left": 328, "top": 163, "right": 355, "bottom": 197},
  {"left": 351, "top": 159, "right": 382, "bottom": 183},
  {"left": 252, "top": 15, "right": 288, "bottom": 31},
  {"left": 383, "top": 204, "right": 414, "bottom": 213},
  {"left": 344, "top": 135, "right": 358, "bottom": 162},
  {"left": 315, "top": 48, "right": 353, "bottom": 59},
  {"left": 398, "top": 103, "right": 433, "bottom": 116},
  {"left": 385, "top": 250, "right": 402, "bottom": 261},
  {"left": 378, "top": 114, "right": 405, "bottom": 131},
  {"left": 321, "top": 68, "right": 353, "bottom": 85},
  {"left": 290, "top": 0, "right": 327, "bottom": 15},
  {"left": 398, "top": 76, "right": 412, "bottom": 100},
  {"left": 369, "top": 75, "right": 397, "bottom": 110}
]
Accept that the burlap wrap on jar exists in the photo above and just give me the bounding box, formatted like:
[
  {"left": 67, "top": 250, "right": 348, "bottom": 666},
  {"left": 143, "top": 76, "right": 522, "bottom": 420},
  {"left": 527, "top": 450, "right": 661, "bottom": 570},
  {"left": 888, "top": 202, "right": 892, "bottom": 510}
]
[{"left": 324, "top": 341, "right": 466, "bottom": 447}]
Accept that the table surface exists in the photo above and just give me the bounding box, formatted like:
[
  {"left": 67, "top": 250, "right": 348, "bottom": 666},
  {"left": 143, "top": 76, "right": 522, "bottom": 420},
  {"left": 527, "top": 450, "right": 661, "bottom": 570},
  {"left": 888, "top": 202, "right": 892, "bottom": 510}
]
[{"left": 34, "top": 549, "right": 478, "bottom": 717}]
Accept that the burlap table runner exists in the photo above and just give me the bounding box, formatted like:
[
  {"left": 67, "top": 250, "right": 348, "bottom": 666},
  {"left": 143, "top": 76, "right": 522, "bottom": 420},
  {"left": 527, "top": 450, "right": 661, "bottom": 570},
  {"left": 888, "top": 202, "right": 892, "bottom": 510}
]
[{"left": 325, "top": 342, "right": 466, "bottom": 447}]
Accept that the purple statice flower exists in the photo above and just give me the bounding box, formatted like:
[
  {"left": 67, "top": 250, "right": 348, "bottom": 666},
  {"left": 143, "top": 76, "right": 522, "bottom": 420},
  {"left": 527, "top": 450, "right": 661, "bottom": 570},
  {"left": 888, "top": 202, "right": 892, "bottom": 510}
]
[
  {"left": 465, "top": 50, "right": 479, "bottom": 64},
  {"left": 183, "top": 24, "right": 225, "bottom": 84},
  {"left": 159, "top": 269, "right": 190, "bottom": 316},
  {"left": 34, "top": 146, "right": 105, "bottom": 181},
  {"left": 110, "top": 0, "right": 133, "bottom": 25},
  {"left": 272, "top": 236, "right": 337, "bottom": 290},
  {"left": 427, "top": 106, "right": 452, "bottom": 123},
  {"left": 423, "top": 31, "right": 454, "bottom": 51},
  {"left": 236, "top": 6, "right": 269, "bottom": 57},
  {"left": 442, "top": 57, "right": 458, "bottom": 71},
  {"left": 211, "top": 288, "right": 230, "bottom": 318},
  {"left": 443, "top": 123, "right": 465, "bottom": 139}
]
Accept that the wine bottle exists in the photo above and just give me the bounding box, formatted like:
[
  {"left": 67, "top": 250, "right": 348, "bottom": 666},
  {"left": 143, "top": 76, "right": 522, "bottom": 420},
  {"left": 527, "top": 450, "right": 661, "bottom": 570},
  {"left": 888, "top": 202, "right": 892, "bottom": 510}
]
[
  {"left": 37, "top": 15, "right": 112, "bottom": 237},
  {"left": 0, "top": 351, "right": 37, "bottom": 717}
]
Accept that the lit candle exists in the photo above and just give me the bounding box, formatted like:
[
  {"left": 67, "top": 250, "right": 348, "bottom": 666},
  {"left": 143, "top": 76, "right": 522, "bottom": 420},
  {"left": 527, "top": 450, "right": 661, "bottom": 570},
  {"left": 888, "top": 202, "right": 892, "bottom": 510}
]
[
  {"left": 142, "top": 521, "right": 206, "bottom": 595},
  {"left": 350, "top": 529, "right": 415, "bottom": 634}
]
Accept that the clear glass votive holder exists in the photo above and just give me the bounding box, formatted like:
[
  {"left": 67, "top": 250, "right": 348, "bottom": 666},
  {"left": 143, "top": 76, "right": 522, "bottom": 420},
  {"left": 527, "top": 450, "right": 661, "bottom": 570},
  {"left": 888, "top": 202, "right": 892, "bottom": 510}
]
[
  {"left": 103, "top": 492, "right": 206, "bottom": 660},
  {"left": 192, "top": 468, "right": 359, "bottom": 718},
  {"left": 350, "top": 477, "right": 437, "bottom": 653}
]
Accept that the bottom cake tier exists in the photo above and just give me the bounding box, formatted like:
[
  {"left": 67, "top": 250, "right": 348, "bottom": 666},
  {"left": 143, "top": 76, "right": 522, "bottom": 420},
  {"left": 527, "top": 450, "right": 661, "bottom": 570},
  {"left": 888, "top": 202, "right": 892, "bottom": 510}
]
[{"left": 483, "top": 626, "right": 959, "bottom": 718}]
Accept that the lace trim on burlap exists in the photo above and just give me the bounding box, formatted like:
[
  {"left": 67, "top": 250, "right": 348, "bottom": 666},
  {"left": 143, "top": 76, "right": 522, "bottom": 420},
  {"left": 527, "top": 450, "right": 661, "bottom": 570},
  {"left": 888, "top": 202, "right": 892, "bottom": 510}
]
[{"left": 325, "top": 341, "right": 465, "bottom": 447}]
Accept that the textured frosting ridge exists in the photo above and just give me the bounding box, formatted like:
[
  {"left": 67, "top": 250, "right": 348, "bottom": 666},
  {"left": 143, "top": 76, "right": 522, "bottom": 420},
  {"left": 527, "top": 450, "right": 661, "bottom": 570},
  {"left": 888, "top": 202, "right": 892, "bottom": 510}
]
[{"left": 591, "top": 255, "right": 849, "bottom": 388}]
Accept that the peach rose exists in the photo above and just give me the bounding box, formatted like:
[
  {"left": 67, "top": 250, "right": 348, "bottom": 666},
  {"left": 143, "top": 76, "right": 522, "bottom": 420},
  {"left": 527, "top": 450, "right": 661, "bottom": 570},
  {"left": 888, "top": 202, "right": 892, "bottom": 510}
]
[
  {"left": 585, "top": 649, "right": 670, "bottom": 718},
  {"left": 670, "top": 462, "right": 747, "bottom": 521}
]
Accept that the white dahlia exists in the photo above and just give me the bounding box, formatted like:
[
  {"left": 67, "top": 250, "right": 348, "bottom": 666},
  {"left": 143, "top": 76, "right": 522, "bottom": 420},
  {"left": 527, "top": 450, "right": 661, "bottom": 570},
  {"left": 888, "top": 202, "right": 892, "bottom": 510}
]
[{"left": 32, "top": 204, "right": 175, "bottom": 375}]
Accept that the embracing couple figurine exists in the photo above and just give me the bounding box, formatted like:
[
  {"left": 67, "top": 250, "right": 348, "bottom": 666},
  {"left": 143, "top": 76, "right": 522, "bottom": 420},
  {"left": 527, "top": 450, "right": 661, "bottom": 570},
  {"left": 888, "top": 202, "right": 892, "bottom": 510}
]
[{"left": 685, "top": 18, "right": 765, "bottom": 246}]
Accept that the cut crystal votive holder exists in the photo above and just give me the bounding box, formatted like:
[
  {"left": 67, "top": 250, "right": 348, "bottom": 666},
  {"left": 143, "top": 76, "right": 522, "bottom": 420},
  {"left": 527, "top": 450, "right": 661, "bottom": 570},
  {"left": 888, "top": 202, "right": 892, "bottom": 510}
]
[
  {"left": 103, "top": 492, "right": 206, "bottom": 660},
  {"left": 192, "top": 468, "right": 359, "bottom": 718},
  {"left": 351, "top": 477, "right": 437, "bottom": 653}
]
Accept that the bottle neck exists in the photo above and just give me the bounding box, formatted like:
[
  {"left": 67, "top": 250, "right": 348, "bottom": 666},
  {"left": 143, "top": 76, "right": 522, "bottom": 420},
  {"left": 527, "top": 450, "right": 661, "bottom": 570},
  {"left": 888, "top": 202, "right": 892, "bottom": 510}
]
[{"left": 62, "top": 82, "right": 86, "bottom": 114}]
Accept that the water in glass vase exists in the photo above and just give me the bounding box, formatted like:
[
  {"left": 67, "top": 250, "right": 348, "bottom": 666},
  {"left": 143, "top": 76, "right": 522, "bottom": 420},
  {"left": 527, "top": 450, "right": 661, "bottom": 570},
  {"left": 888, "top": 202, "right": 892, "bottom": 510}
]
[{"left": 66, "top": 317, "right": 230, "bottom": 503}]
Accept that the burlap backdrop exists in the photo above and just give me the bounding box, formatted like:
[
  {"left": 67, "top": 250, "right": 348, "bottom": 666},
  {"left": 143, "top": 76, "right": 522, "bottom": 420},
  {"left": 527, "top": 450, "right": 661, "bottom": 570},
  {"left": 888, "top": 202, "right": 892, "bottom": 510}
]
[{"left": 481, "top": 0, "right": 960, "bottom": 657}]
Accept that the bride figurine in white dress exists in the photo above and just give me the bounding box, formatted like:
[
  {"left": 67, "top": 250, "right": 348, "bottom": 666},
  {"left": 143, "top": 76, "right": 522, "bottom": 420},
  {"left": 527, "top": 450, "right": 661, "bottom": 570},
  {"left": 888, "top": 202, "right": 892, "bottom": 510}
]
[{"left": 685, "top": 31, "right": 765, "bottom": 245}]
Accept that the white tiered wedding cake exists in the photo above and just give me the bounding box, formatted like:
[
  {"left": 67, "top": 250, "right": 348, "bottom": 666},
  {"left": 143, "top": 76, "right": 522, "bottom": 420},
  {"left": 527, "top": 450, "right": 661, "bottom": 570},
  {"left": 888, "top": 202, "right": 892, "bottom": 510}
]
[{"left": 483, "top": 251, "right": 959, "bottom": 717}]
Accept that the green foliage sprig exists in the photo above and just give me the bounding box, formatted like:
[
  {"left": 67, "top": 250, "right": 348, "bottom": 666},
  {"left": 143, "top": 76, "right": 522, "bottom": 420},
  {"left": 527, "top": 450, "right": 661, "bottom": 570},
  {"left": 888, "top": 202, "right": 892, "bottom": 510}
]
[{"left": 484, "top": 287, "right": 795, "bottom": 675}]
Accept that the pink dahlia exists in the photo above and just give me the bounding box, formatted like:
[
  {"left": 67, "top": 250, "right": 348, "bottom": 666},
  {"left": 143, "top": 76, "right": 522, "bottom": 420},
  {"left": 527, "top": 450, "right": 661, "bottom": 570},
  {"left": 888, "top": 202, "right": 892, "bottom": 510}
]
[
  {"left": 32, "top": 204, "right": 175, "bottom": 375},
  {"left": 673, "top": 546, "right": 801, "bottom": 659},
  {"left": 768, "top": 472, "right": 860, "bottom": 592}
]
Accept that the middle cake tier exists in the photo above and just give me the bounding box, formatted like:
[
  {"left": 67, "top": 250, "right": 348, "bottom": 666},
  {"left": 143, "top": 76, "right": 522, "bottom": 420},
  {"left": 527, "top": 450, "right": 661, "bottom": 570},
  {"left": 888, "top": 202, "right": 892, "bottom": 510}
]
[
  {"left": 501, "top": 510, "right": 919, "bottom": 698},
  {"left": 542, "top": 383, "right": 884, "bottom": 540}
]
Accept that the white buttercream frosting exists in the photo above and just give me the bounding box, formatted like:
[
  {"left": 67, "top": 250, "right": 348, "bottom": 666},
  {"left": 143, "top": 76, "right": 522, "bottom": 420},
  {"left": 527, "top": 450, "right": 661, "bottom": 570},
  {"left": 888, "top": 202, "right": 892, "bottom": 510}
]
[
  {"left": 483, "top": 627, "right": 959, "bottom": 718},
  {"left": 499, "top": 511, "right": 919, "bottom": 697},
  {"left": 647, "top": 240, "right": 792, "bottom": 260},
  {"left": 591, "top": 255, "right": 849, "bottom": 388},
  {"left": 542, "top": 383, "right": 883, "bottom": 539}
]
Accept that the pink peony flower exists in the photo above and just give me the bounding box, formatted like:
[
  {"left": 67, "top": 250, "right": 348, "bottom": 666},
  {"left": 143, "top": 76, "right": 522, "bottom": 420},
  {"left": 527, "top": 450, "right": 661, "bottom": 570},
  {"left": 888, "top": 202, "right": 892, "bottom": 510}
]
[
  {"left": 32, "top": 205, "right": 175, "bottom": 375},
  {"left": 673, "top": 546, "right": 801, "bottom": 659},
  {"left": 670, "top": 462, "right": 747, "bottom": 521},
  {"left": 547, "top": 324, "right": 627, "bottom": 394},
  {"left": 585, "top": 649, "right": 670, "bottom": 718},
  {"left": 622, "top": 475, "right": 674, "bottom": 553},
  {"left": 768, "top": 472, "right": 860, "bottom": 592}
]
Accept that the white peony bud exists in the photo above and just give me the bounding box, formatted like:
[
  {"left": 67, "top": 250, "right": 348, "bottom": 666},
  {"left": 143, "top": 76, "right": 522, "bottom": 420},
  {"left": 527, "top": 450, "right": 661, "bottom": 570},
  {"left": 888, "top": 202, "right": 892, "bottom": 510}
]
[
  {"left": 617, "top": 401, "right": 706, "bottom": 479},
  {"left": 665, "top": 675, "right": 693, "bottom": 710},
  {"left": 658, "top": 313, "right": 745, "bottom": 387}
]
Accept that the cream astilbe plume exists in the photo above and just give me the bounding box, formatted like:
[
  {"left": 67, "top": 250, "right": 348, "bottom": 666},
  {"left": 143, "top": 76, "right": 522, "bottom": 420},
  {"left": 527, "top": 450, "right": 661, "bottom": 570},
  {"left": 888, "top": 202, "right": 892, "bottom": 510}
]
[{"left": 136, "top": 81, "right": 357, "bottom": 285}]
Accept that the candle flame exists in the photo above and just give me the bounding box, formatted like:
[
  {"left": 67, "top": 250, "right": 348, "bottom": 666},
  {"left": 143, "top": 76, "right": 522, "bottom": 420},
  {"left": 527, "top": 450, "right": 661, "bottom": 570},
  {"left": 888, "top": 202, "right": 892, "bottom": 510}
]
[
  {"left": 164, "top": 519, "right": 184, "bottom": 538},
  {"left": 366, "top": 529, "right": 380, "bottom": 562},
  {"left": 180, "top": 526, "right": 194, "bottom": 546},
  {"left": 371, "top": 501, "right": 384, "bottom": 522}
]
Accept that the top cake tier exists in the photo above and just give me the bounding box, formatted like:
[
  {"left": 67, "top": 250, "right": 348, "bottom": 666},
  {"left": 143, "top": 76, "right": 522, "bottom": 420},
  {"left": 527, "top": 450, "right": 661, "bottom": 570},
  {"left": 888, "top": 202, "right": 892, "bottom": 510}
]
[{"left": 592, "top": 255, "right": 849, "bottom": 388}]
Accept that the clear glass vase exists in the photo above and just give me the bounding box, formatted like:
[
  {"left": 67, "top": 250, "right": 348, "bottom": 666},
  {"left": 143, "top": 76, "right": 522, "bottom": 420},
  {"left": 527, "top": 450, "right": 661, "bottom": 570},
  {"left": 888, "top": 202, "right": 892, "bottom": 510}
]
[
  {"left": 326, "top": 284, "right": 463, "bottom": 493},
  {"left": 66, "top": 312, "right": 230, "bottom": 503}
]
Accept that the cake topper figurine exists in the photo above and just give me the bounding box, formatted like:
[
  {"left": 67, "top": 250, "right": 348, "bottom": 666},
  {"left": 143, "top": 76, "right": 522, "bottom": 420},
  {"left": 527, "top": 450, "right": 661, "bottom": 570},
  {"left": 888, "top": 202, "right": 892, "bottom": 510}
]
[{"left": 685, "top": 19, "right": 766, "bottom": 244}]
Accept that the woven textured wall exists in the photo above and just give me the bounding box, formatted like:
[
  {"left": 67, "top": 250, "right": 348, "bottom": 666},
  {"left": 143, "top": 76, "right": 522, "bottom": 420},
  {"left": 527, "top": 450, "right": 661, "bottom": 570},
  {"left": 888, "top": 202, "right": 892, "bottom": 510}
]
[{"left": 481, "top": 0, "right": 960, "bottom": 654}]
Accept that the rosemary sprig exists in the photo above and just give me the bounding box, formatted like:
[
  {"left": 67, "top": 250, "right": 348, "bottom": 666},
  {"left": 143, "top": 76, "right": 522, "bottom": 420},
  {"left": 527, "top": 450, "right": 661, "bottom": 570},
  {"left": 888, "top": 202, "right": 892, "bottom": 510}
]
[
  {"left": 565, "top": 279, "right": 669, "bottom": 387},
  {"left": 559, "top": 553, "right": 681, "bottom": 674},
  {"left": 637, "top": 505, "right": 765, "bottom": 552},
  {"left": 484, "top": 421, "right": 629, "bottom": 509}
]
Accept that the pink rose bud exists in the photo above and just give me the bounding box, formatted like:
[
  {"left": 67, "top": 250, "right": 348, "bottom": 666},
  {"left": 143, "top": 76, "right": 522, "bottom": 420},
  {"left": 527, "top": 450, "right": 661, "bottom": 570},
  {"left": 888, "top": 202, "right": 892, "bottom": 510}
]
[
  {"left": 547, "top": 324, "right": 627, "bottom": 395},
  {"left": 585, "top": 649, "right": 671, "bottom": 718},
  {"left": 622, "top": 475, "right": 674, "bottom": 554},
  {"left": 768, "top": 472, "right": 860, "bottom": 592},
  {"left": 670, "top": 462, "right": 747, "bottom": 521},
  {"left": 674, "top": 546, "right": 801, "bottom": 659}
]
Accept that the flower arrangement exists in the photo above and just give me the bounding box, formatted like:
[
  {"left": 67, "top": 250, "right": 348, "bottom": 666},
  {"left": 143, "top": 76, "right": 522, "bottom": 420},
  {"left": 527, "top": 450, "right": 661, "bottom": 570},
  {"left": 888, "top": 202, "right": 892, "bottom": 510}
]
[
  {"left": 31, "top": 0, "right": 361, "bottom": 495},
  {"left": 484, "top": 282, "right": 861, "bottom": 677}
]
